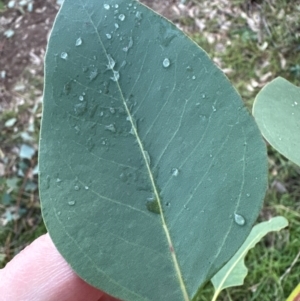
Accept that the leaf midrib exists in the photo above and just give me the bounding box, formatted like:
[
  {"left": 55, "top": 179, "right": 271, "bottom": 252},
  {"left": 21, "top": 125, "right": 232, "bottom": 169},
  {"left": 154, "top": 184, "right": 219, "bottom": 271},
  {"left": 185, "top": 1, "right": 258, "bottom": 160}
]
[{"left": 80, "top": 1, "right": 190, "bottom": 300}]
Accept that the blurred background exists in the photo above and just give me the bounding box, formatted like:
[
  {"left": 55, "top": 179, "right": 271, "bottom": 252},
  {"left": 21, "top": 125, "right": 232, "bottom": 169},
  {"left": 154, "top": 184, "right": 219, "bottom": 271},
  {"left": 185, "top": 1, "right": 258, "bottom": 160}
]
[{"left": 0, "top": 0, "right": 299, "bottom": 300}]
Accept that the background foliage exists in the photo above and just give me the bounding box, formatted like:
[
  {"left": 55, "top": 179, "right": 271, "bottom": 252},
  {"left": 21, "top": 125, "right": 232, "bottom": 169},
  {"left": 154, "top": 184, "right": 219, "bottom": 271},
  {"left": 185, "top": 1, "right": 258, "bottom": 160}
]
[{"left": 0, "top": 0, "right": 299, "bottom": 300}]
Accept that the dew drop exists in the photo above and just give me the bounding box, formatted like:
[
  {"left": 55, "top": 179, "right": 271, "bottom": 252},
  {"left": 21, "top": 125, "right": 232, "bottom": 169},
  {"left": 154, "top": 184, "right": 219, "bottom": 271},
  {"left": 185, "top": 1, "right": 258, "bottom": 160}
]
[
  {"left": 75, "top": 38, "right": 82, "bottom": 46},
  {"left": 74, "top": 102, "right": 87, "bottom": 116},
  {"left": 129, "top": 127, "right": 135, "bottom": 135},
  {"left": 212, "top": 105, "right": 217, "bottom": 112},
  {"left": 135, "top": 11, "right": 143, "bottom": 21},
  {"left": 68, "top": 200, "right": 76, "bottom": 206},
  {"left": 89, "top": 68, "right": 98, "bottom": 81},
  {"left": 107, "top": 54, "right": 115, "bottom": 69},
  {"left": 105, "top": 124, "right": 116, "bottom": 133},
  {"left": 114, "top": 23, "right": 119, "bottom": 29},
  {"left": 234, "top": 213, "right": 245, "bottom": 226},
  {"left": 144, "top": 151, "right": 151, "bottom": 165},
  {"left": 192, "top": 75, "right": 196, "bottom": 80},
  {"left": 60, "top": 52, "right": 68, "bottom": 60},
  {"left": 115, "top": 4, "right": 119, "bottom": 8},
  {"left": 123, "top": 37, "right": 133, "bottom": 52},
  {"left": 109, "top": 107, "right": 116, "bottom": 114},
  {"left": 171, "top": 168, "right": 179, "bottom": 176},
  {"left": 103, "top": 3, "right": 110, "bottom": 10},
  {"left": 56, "top": 178, "right": 62, "bottom": 183},
  {"left": 295, "top": 101, "right": 298, "bottom": 105},
  {"left": 79, "top": 95, "right": 84, "bottom": 101},
  {"left": 118, "top": 14, "right": 125, "bottom": 21},
  {"left": 85, "top": 186, "right": 89, "bottom": 190},
  {"left": 202, "top": 94, "right": 206, "bottom": 99},
  {"left": 106, "top": 33, "right": 112, "bottom": 39},
  {"left": 74, "top": 185, "right": 80, "bottom": 191},
  {"left": 111, "top": 70, "right": 120, "bottom": 82},
  {"left": 57, "top": 211, "right": 61, "bottom": 216},
  {"left": 163, "top": 58, "right": 170, "bottom": 68},
  {"left": 246, "top": 193, "right": 250, "bottom": 197}
]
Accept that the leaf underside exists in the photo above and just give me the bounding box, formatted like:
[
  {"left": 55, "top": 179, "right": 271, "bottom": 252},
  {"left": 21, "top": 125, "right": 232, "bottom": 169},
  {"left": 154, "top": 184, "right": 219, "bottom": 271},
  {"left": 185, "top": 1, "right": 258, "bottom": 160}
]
[
  {"left": 39, "top": 1, "right": 267, "bottom": 300},
  {"left": 253, "top": 77, "right": 300, "bottom": 166}
]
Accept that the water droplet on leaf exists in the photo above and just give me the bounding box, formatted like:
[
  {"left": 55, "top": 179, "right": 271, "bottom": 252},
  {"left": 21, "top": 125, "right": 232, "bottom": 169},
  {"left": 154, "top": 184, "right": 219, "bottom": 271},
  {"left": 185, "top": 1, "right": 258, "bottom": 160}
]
[
  {"left": 74, "top": 102, "right": 87, "bottom": 116},
  {"left": 107, "top": 54, "right": 115, "bottom": 69},
  {"left": 135, "top": 11, "right": 143, "bottom": 21},
  {"left": 119, "top": 14, "right": 125, "bottom": 21},
  {"left": 171, "top": 168, "right": 179, "bottom": 176},
  {"left": 74, "top": 185, "right": 80, "bottom": 191},
  {"left": 89, "top": 68, "right": 98, "bottom": 81},
  {"left": 144, "top": 151, "right": 151, "bottom": 165},
  {"left": 105, "top": 124, "right": 116, "bottom": 133},
  {"left": 163, "top": 58, "right": 170, "bottom": 68},
  {"left": 60, "top": 52, "right": 68, "bottom": 60},
  {"left": 234, "top": 213, "right": 245, "bottom": 226},
  {"left": 103, "top": 3, "right": 110, "bottom": 10},
  {"left": 68, "top": 200, "right": 76, "bottom": 206},
  {"left": 111, "top": 70, "right": 120, "bottom": 82},
  {"left": 106, "top": 33, "right": 112, "bottom": 39},
  {"left": 75, "top": 38, "right": 82, "bottom": 46}
]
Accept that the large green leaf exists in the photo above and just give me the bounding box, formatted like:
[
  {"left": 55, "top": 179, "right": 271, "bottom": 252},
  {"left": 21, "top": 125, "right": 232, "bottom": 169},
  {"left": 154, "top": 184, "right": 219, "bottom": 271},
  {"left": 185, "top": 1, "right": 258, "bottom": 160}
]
[
  {"left": 211, "top": 216, "right": 288, "bottom": 300},
  {"left": 39, "top": 1, "right": 267, "bottom": 300},
  {"left": 253, "top": 77, "right": 300, "bottom": 166}
]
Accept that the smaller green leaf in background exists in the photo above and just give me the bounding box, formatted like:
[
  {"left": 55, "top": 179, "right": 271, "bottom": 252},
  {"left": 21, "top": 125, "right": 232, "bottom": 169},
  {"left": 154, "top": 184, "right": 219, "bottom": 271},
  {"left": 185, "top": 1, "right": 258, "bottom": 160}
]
[
  {"left": 287, "top": 283, "right": 300, "bottom": 301},
  {"left": 211, "top": 216, "right": 288, "bottom": 301},
  {"left": 253, "top": 77, "right": 300, "bottom": 166}
]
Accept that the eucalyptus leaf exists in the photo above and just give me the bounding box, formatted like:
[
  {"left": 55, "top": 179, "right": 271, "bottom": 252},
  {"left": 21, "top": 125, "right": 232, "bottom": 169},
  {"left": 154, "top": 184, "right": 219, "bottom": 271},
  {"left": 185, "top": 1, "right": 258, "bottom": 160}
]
[
  {"left": 211, "top": 216, "right": 288, "bottom": 300},
  {"left": 39, "top": 1, "right": 267, "bottom": 300},
  {"left": 253, "top": 77, "right": 300, "bottom": 166}
]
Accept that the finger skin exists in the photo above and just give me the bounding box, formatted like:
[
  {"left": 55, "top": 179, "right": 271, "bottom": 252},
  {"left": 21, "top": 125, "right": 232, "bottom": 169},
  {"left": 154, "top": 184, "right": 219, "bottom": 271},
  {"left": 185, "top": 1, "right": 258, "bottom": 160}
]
[{"left": 0, "top": 234, "right": 118, "bottom": 301}]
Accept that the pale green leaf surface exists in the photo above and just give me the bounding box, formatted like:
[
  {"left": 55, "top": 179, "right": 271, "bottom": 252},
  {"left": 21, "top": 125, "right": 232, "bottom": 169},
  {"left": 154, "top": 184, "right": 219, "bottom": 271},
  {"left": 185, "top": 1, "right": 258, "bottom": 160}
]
[
  {"left": 253, "top": 77, "right": 300, "bottom": 166},
  {"left": 39, "top": 1, "right": 267, "bottom": 300},
  {"left": 211, "top": 216, "right": 288, "bottom": 299},
  {"left": 287, "top": 283, "right": 300, "bottom": 301}
]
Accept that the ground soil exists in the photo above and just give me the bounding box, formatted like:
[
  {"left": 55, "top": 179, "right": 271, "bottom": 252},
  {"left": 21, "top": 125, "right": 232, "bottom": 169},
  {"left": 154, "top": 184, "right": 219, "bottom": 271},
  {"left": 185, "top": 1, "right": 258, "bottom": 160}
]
[{"left": 0, "top": 0, "right": 179, "bottom": 111}]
